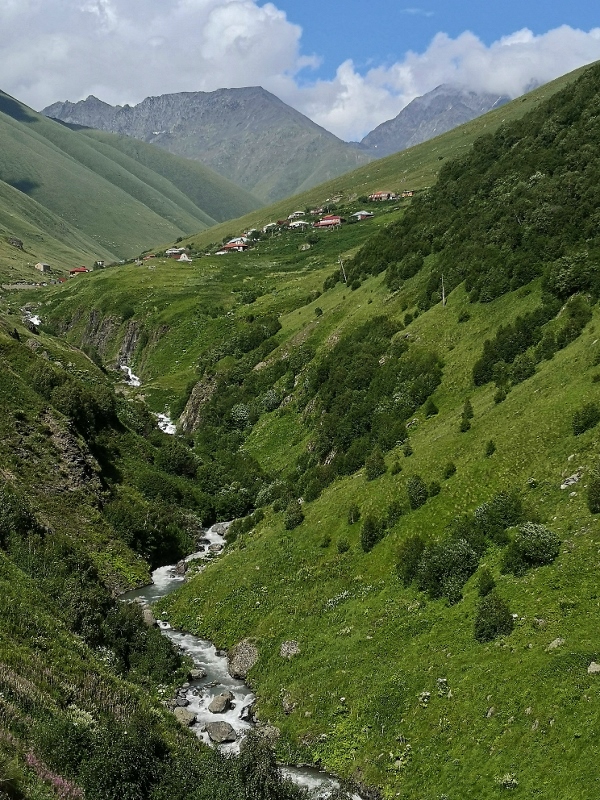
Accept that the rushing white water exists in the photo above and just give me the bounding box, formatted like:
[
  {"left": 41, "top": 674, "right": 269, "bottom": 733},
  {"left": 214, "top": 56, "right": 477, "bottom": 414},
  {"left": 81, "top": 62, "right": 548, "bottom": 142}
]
[
  {"left": 156, "top": 412, "right": 176, "bottom": 435},
  {"left": 120, "top": 522, "right": 360, "bottom": 798},
  {"left": 22, "top": 309, "right": 42, "bottom": 326},
  {"left": 120, "top": 364, "right": 141, "bottom": 387}
]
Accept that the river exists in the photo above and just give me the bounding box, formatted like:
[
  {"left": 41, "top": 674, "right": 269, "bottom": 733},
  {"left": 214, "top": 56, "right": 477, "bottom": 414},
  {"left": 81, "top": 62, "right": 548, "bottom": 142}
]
[{"left": 121, "top": 523, "right": 355, "bottom": 799}]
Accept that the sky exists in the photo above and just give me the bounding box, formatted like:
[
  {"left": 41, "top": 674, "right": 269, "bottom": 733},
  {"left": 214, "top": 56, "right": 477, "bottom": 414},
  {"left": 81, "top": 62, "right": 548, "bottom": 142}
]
[{"left": 1, "top": 1, "right": 600, "bottom": 141}]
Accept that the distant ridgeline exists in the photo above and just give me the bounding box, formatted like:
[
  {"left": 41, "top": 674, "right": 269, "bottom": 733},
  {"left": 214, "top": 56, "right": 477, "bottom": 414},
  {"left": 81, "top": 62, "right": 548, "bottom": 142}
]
[{"left": 344, "top": 62, "right": 600, "bottom": 310}]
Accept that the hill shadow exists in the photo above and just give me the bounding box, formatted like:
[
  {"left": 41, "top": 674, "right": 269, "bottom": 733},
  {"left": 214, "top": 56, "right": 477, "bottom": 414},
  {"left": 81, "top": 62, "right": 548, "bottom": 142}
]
[
  {"left": 7, "top": 179, "right": 40, "bottom": 195},
  {"left": 0, "top": 94, "right": 37, "bottom": 124}
]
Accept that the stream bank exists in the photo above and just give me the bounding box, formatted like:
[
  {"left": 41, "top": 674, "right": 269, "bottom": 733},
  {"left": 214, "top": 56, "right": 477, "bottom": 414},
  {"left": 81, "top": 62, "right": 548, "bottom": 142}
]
[{"left": 121, "top": 523, "right": 360, "bottom": 799}]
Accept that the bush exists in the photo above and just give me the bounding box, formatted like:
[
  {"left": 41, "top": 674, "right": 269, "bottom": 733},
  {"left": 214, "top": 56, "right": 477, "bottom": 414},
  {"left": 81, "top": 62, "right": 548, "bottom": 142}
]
[
  {"left": 587, "top": 465, "right": 600, "bottom": 513},
  {"left": 403, "top": 442, "right": 413, "bottom": 457},
  {"left": 572, "top": 402, "right": 600, "bottom": 435},
  {"left": 337, "top": 537, "right": 350, "bottom": 554},
  {"left": 396, "top": 533, "right": 426, "bottom": 586},
  {"left": 474, "top": 591, "right": 514, "bottom": 642},
  {"left": 284, "top": 500, "right": 304, "bottom": 530},
  {"left": 390, "top": 459, "right": 402, "bottom": 475},
  {"left": 477, "top": 566, "right": 496, "bottom": 597},
  {"left": 386, "top": 500, "right": 404, "bottom": 527},
  {"left": 417, "top": 537, "right": 479, "bottom": 603},
  {"left": 347, "top": 504, "right": 360, "bottom": 525},
  {"left": 407, "top": 475, "right": 428, "bottom": 510},
  {"left": 502, "top": 522, "right": 560, "bottom": 575},
  {"left": 485, "top": 439, "right": 496, "bottom": 457},
  {"left": 360, "top": 514, "right": 385, "bottom": 552},
  {"left": 365, "top": 447, "right": 386, "bottom": 480},
  {"left": 428, "top": 481, "right": 441, "bottom": 498},
  {"left": 443, "top": 462, "right": 456, "bottom": 479},
  {"left": 424, "top": 398, "right": 438, "bottom": 417}
]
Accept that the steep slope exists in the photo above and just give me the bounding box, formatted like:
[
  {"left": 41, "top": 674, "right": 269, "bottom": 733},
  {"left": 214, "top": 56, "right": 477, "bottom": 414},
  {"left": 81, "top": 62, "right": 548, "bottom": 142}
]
[
  {"left": 0, "top": 90, "right": 261, "bottom": 281},
  {"left": 359, "top": 83, "right": 509, "bottom": 157},
  {"left": 77, "top": 128, "right": 262, "bottom": 223},
  {"left": 43, "top": 87, "right": 372, "bottom": 203},
  {"left": 8, "top": 60, "right": 600, "bottom": 799}
]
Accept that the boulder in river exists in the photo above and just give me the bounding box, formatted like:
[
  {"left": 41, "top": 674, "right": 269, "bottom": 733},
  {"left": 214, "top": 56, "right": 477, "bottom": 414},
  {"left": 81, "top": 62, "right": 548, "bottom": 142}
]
[
  {"left": 142, "top": 606, "right": 156, "bottom": 627},
  {"left": 189, "top": 668, "right": 207, "bottom": 681},
  {"left": 206, "top": 721, "right": 237, "bottom": 743},
  {"left": 208, "top": 691, "right": 234, "bottom": 714},
  {"left": 228, "top": 639, "right": 259, "bottom": 679},
  {"left": 173, "top": 707, "right": 196, "bottom": 727}
]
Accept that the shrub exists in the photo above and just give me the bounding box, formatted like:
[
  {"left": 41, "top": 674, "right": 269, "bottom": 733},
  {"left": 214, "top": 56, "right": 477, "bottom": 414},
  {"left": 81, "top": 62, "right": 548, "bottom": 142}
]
[
  {"left": 390, "top": 459, "right": 402, "bottom": 475},
  {"left": 387, "top": 500, "right": 404, "bottom": 527},
  {"left": 284, "top": 500, "right": 304, "bottom": 530},
  {"left": 502, "top": 522, "right": 560, "bottom": 575},
  {"left": 417, "top": 537, "right": 479, "bottom": 603},
  {"left": 403, "top": 442, "right": 413, "bottom": 457},
  {"left": 365, "top": 447, "right": 386, "bottom": 480},
  {"left": 347, "top": 504, "right": 361, "bottom": 525},
  {"left": 360, "top": 515, "right": 385, "bottom": 552},
  {"left": 474, "top": 591, "right": 514, "bottom": 642},
  {"left": 572, "top": 402, "right": 600, "bottom": 435},
  {"left": 459, "top": 417, "right": 471, "bottom": 432},
  {"left": 443, "top": 461, "right": 456, "bottom": 479},
  {"left": 485, "top": 439, "right": 496, "bottom": 457},
  {"left": 477, "top": 566, "right": 496, "bottom": 597},
  {"left": 424, "top": 398, "right": 438, "bottom": 417},
  {"left": 428, "top": 481, "right": 441, "bottom": 498},
  {"left": 587, "top": 465, "right": 600, "bottom": 513},
  {"left": 337, "top": 537, "right": 350, "bottom": 554},
  {"left": 462, "top": 398, "right": 474, "bottom": 419},
  {"left": 407, "top": 475, "right": 428, "bottom": 510},
  {"left": 396, "top": 533, "right": 426, "bottom": 586}
]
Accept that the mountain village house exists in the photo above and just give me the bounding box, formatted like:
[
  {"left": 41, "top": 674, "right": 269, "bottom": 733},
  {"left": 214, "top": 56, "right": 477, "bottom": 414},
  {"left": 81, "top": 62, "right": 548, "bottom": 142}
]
[
  {"left": 35, "top": 262, "right": 51, "bottom": 274},
  {"left": 69, "top": 267, "right": 89, "bottom": 276},
  {"left": 314, "top": 214, "right": 344, "bottom": 228},
  {"left": 369, "top": 190, "right": 397, "bottom": 201},
  {"left": 351, "top": 210, "right": 374, "bottom": 221}
]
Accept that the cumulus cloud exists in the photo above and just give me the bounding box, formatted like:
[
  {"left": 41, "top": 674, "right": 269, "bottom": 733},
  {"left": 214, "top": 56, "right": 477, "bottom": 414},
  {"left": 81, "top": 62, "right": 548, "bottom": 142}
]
[
  {"left": 1, "top": 1, "right": 600, "bottom": 141},
  {"left": 294, "top": 25, "right": 600, "bottom": 140}
]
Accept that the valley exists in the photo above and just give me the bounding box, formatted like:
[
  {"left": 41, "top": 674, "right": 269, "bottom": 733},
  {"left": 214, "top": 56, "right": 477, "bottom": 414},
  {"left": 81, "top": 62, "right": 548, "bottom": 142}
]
[{"left": 0, "top": 61, "right": 599, "bottom": 800}]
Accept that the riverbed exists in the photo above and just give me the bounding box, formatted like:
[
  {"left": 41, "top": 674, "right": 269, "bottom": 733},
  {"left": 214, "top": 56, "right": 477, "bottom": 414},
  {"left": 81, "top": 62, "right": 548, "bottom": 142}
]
[{"left": 121, "top": 523, "right": 355, "bottom": 798}]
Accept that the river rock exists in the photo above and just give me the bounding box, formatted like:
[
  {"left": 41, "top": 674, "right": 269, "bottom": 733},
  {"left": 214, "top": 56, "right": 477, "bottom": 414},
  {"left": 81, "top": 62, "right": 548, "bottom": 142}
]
[
  {"left": 142, "top": 606, "right": 156, "bottom": 627},
  {"left": 212, "top": 522, "right": 230, "bottom": 536},
  {"left": 208, "top": 543, "right": 224, "bottom": 553},
  {"left": 173, "top": 707, "right": 196, "bottom": 727},
  {"left": 176, "top": 697, "right": 190, "bottom": 707},
  {"left": 208, "top": 691, "right": 235, "bottom": 714},
  {"left": 174, "top": 560, "right": 187, "bottom": 575},
  {"left": 588, "top": 662, "right": 600, "bottom": 674},
  {"left": 240, "top": 702, "right": 255, "bottom": 722},
  {"left": 229, "top": 639, "right": 259, "bottom": 679},
  {"left": 189, "top": 668, "right": 207, "bottom": 681},
  {"left": 280, "top": 640, "right": 300, "bottom": 659},
  {"left": 206, "top": 721, "right": 237, "bottom": 743}
]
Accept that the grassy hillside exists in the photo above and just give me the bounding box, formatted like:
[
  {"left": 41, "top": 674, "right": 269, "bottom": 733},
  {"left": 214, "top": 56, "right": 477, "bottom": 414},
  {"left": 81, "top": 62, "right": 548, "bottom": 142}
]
[
  {"left": 174, "top": 63, "right": 592, "bottom": 255},
  {"left": 0, "top": 91, "right": 261, "bottom": 283},
  {"left": 4, "top": 61, "right": 600, "bottom": 799}
]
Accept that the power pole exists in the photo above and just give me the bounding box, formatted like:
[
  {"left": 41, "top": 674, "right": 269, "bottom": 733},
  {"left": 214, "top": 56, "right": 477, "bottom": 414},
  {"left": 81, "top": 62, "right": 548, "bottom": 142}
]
[
  {"left": 441, "top": 273, "right": 446, "bottom": 307},
  {"left": 339, "top": 256, "right": 347, "bottom": 283}
]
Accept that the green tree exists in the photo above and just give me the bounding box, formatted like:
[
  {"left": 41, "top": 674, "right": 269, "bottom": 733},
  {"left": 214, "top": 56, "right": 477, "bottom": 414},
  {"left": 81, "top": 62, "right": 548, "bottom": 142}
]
[
  {"left": 474, "top": 590, "right": 514, "bottom": 642},
  {"left": 365, "top": 447, "right": 386, "bottom": 480},
  {"left": 407, "top": 475, "right": 428, "bottom": 510}
]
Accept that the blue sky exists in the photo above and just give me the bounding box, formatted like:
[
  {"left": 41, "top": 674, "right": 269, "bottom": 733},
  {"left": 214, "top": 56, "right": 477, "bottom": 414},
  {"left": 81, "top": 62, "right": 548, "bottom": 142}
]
[
  {"left": 276, "top": 1, "right": 599, "bottom": 82},
  {"left": 2, "top": 1, "right": 600, "bottom": 140}
]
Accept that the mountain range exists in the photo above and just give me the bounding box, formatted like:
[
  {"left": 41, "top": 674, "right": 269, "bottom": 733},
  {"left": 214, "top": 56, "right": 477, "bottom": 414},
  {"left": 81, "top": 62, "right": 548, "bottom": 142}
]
[
  {"left": 358, "top": 84, "right": 510, "bottom": 156},
  {"left": 0, "top": 90, "right": 260, "bottom": 276},
  {"left": 42, "top": 84, "right": 510, "bottom": 203},
  {"left": 43, "top": 88, "right": 372, "bottom": 204}
]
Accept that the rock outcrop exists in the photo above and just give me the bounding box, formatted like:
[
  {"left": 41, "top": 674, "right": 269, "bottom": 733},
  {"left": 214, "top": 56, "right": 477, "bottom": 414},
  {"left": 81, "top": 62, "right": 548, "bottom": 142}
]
[{"left": 228, "top": 640, "right": 259, "bottom": 679}]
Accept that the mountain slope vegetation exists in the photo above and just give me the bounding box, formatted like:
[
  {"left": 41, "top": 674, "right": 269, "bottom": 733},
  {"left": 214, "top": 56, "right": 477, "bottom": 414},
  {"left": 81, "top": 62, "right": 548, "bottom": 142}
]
[
  {"left": 3, "top": 61, "right": 600, "bottom": 799},
  {"left": 0, "top": 90, "right": 260, "bottom": 282},
  {"left": 43, "top": 87, "right": 372, "bottom": 203}
]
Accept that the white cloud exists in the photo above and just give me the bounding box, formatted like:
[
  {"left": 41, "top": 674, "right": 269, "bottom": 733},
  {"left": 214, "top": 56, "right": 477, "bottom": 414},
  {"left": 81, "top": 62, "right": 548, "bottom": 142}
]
[{"left": 1, "top": 2, "right": 600, "bottom": 141}]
